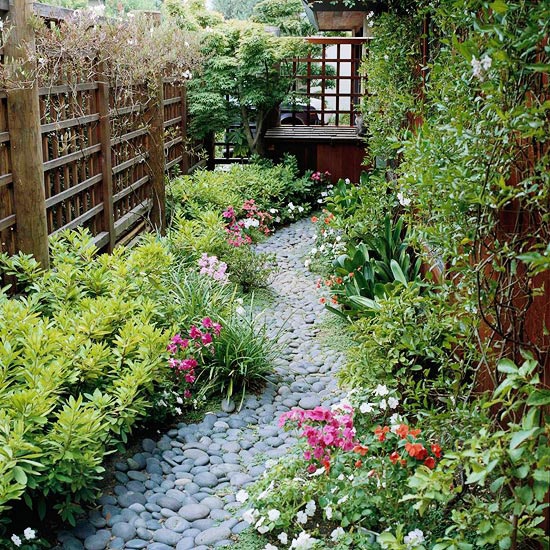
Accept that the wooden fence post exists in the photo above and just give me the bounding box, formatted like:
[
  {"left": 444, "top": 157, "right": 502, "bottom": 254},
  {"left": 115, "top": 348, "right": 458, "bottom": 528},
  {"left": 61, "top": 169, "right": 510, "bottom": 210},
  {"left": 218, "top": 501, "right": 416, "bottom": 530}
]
[
  {"left": 180, "top": 83, "right": 189, "bottom": 174},
  {"left": 5, "top": 0, "right": 49, "bottom": 268},
  {"left": 148, "top": 76, "right": 166, "bottom": 234},
  {"left": 96, "top": 63, "right": 116, "bottom": 252}
]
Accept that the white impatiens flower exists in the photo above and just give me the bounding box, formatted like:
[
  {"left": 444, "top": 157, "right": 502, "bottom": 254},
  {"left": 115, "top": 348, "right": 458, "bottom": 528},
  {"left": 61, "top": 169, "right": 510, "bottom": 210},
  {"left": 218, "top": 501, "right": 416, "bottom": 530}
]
[
  {"left": 278, "top": 532, "right": 289, "bottom": 545},
  {"left": 388, "top": 396, "right": 399, "bottom": 409},
  {"left": 374, "top": 384, "right": 389, "bottom": 396},
  {"left": 305, "top": 500, "right": 316, "bottom": 517},
  {"left": 337, "top": 494, "right": 349, "bottom": 505},
  {"left": 304, "top": 259, "right": 311, "bottom": 268},
  {"left": 397, "top": 191, "right": 412, "bottom": 207},
  {"left": 359, "top": 402, "right": 374, "bottom": 414},
  {"left": 268, "top": 509, "right": 281, "bottom": 522},
  {"left": 290, "top": 532, "right": 318, "bottom": 549},
  {"left": 288, "top": 202, "right": 295, "bottom": 211},
  {"left": 330, "top": 527, "right": 345, "bottom": 540},
  {"left": 296, "top": 510, "right": 308, "bottom": 524},
  {"left": 379, "top": 398, "right": 388, "bottom": 410},
  {"left": 258, "top": 481, "right": 275, "bottom": 500},
  {"left": 264, "top": 544, "right": 278, "bottom": 550},
  {"left": 258, "top": 525, "right": 270, "bottom": 534},
  {"left": 11, "top": 535, "right": 22, "bottom": 547},
  {"left": 23, "top": 528, "right": 36, "bottom": 540},
  {"left": 269, "top": 208, "right": 278, "bottom": 214},
  {"left": 404, "top": 528, "right": 425, "bottom": 547},
  {"left": 345, "top": 178, "right": 351, "bottom": 184},
  {"left": 242, "top": 508, "right": 258, "bottom": 524},
  {"left": 481, "top": 54, "right": 492, "bottom": 71},
  {"left": 325, "top": 505, "right": 333, "bottom": 519},
  {"left": 236, "top": 490, "right": 249, "bottom": 503},
  {"left": 471, "top": 55, "right": 483, "bottom": 78}
]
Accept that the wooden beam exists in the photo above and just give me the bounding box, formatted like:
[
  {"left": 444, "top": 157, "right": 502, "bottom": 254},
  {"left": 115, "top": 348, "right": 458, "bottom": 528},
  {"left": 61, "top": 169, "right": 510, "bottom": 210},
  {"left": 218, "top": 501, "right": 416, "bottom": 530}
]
[{"left": 5, "top": 0, "right": 49, "bottom": 268}]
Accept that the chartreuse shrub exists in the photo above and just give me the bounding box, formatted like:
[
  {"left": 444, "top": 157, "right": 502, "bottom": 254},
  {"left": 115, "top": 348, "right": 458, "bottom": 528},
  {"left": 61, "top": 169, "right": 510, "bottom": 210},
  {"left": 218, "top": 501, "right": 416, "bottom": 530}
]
[{"left": 0, "top": 227, "right": 277, "bottom": 528}]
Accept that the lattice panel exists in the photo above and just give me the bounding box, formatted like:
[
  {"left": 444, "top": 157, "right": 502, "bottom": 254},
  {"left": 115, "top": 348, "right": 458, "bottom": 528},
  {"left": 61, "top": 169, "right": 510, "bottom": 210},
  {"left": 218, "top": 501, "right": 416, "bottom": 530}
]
[
  {"left": 163, "top": 81, "right": 185, "bottom": 173},
  {"left": 0, "top": 92, "right": 15, "bottom": 260},
  {"left": 40, "top": 83, "right": 103, "bottom": 236}
]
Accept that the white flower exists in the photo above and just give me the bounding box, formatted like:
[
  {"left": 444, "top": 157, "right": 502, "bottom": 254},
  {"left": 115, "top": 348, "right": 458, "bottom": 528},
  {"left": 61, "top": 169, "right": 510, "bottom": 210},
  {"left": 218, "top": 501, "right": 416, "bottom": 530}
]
[
  {"left": 337, "top": 474, "right": 345, "bottom": 481},
  {"left": 264, "top": 544, "right": 278, "bottom": 550},
  {"left": 255, "top": 516, "right": 266, "bottom": 529},
  {"left": 481, "top": 54, "right": 492, "bottom": 71},
  {"left": 305, "top": 500, "right": 316, "bottom": 517},
  {"left": 404, "top": 528, "right": 425, "bottom": 547},
  {"left": 175, "top": 407, "right": 182, "bottom": 415},
  {"left": 345, "top": 178, "right": 350, "bottom": 184},
  {"left": 337, "top": 494, "right": 349, "bottom": 505},
  {"left": 298, "top": 206, "right": 304, "bottom": 213},
  {"left": 388, "top": 396, "right": 399, "bottom": 409},
  {"left": 278, "top": 532, "right": 288, "bottom": 545},
  {"left": 296, "top": 510, "right": 308, "bottom": 524},
  {"left": 176, "top": 396, "right": 183, "bottom": 404},
  {"left": 397, "top": 192, "right": 411, "bottom": 207},
  {"left": 269, "top": 208, "right": 278, "bottom": 214},
  {"left": 290, "top": 532, "right": 318, "bottom": 549},
  {"left": 258, "top": 481, "right": 274, "bottom": 500},
  {"left": 236, "top": 490, "right": 249, "bottom": 503},
  {"left": 23, "top": 528, "right": 36, "bottom": 541},
  {"left": 331, "top": 527, "right": 345, "bottom": 540},
  {"left": 242, "top": 508, "right": 257, "bottom": 524},
  {"left": 11, "top": 535, "right": 22, "bottom": 547},
  {"left": 268, "top": 509, "right": 281, "bottom": 522},
  {"left": 317, "top": 199, "right": 324, "bottom": 203},
  {"left": 308, "top": 466, "right": 325, "bottom": 477},
  {"left": 304, "top": 259, "right": 311, "bottom": 268},
  {"left": 471, "top": 56, "right": 482, "bottom": 78},
  {"left": 288, "top": 202, "right": 295, "bottom": 210},
  {"left": 325, "top": 505, "right": 333, "bottom": 519},
  {"left": 332, "top": 397, "right": 352, "bottom": 410},
  {"left": 374, "top": 384, "right": 389, "bottom": 396},
  {"left": 359, "top": 402, "right": 374, "bottom": 414},
  {"left": 258, "top": 525, "right": 270, "bottom": 534},
  {"left": 379, "top": 398, "right": 387, "bottom": 410},
  {"left": 275, "top": 216, "right": 281, "bottom": 223}
]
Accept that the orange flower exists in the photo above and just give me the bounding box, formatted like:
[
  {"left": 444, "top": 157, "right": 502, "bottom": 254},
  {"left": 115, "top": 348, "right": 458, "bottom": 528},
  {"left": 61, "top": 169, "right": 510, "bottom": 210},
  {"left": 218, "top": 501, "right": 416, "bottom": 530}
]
[
  {"left": 319, "top": 297, "right": 326, "bottom": 304},
  {"left": 355, "top": 459, "right": 362, "bottom": 468},
  {"left": 405, "top": 442, "right": 428, "bottom": 460},
  {"left": 374, "top": 425, "right": 390, "bottom": 442},
  {"left": 396, "top": 424, "right": 409, "bottom": 439},
  {"left": 324, "top": 217, "right": 331, "bottom": 224},
  {"left": 410, "top": 428, "right": 421, "bottom": 438},
  {"left": 353, "top": 444, "right": 369, "bottom": 456},
  {"left": 331, "top": 296, "right": 338, "bottom": 304},
  {"left": 389, "top": 451, "right": 400, "bottom": 465},
  {"left": 424, "top": 457, "right": 436, "bottom": 469},
  {"left": 311, "top": 216, "right": 319, "bottom": 223},
  {"left": 325, "top": 279, "right": 333, "bottom": 287},
  {"left": 335, "top": 277, "right": 343, "bottom": 284},
  {"left": 431, "top": 444, "right": 442, "bottom": 459}
]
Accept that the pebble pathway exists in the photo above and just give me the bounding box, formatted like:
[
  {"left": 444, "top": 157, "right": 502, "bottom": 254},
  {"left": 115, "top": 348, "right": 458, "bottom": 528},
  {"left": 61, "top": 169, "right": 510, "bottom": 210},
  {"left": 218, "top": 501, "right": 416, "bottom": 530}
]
[{"left": 56, "top": 219, "right": 346, "bottom": 550}]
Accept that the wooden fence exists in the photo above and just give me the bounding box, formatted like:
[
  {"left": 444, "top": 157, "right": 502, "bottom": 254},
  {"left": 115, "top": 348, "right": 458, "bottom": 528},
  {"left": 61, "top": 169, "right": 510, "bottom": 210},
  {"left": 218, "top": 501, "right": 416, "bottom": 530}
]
[{"left": 0, "top": 2, "right": 199, "bottom": 275}]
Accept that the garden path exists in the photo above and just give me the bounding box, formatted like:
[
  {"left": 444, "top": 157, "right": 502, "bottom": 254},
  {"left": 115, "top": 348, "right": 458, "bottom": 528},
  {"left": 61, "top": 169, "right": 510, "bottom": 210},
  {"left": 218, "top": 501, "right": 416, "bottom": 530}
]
[{"left": 56, "top": 219, "right": 346, "bottom": 550}]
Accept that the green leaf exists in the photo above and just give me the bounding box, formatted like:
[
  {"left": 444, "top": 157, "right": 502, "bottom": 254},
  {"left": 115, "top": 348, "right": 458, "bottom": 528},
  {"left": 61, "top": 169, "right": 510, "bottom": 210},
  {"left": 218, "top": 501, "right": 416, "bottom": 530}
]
[
  {"left": 497, "top": 359, "right": 518, "bottom": 374},
  {"left": 526, "top": 389, "right": 550, "bottom": 406},
  {"left": 490, "top": 0, "right": 508, "bottom": 13},
  {"left": 390, "top": 259, "right": 407, "bottom": 284},
  {"left": 510, "top": 428, "right": 539, "bottom": 450},
  {"left": 13, "top": 466, "right": 28, "bottom": 486}
]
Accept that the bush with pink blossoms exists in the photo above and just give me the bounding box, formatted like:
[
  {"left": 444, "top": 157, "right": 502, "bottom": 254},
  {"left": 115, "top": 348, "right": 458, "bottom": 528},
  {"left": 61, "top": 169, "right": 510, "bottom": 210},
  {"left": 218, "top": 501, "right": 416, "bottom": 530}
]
[
  {"left": 279, "top": 405, "right": 356, "bottom": 473},
  {"left": 197, "top": 253, "right": 228, "bottom": 283},
  {"left": 222, "top": 199, "right": 272, "bottom": 247},
  {"left": 164, "top": 317, "right": 222, "bottom": 411}
]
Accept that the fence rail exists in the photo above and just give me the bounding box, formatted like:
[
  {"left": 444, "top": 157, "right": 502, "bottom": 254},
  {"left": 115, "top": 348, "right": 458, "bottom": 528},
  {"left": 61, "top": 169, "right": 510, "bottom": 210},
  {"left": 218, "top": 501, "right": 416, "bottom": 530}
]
[{"left": 0, "top": 2, "right": 197, "bottom": 279}]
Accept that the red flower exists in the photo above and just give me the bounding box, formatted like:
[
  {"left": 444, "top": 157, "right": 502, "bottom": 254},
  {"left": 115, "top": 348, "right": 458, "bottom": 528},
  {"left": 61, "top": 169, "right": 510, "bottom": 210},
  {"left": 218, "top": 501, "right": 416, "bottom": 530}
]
[
  {"left": 410, "top": 428, "right": 421, "bottom": 438},
  {"left": 374, "top": 426, "right": 390, "bottom": 442},
  {"left": 396, "top": 424, "right": 409, "bottom": 439},
  {"left": 355, "top": 459, "right": 362, "bottom": 468},
  {"left": 389, "top": 451, "right": 400, "bottom": 465},
  {"left": 424, "top": 457, "right": 436, "bottom": 469},
  {"left": 353, "top": 444, "right": 369, "bottom": 456},
  {"left": 431, "top": 444, "right": 442, "bottom": 459},
  {"left": 405, "top": 442, "right": 428, "bottom": 460},
  {"left": 323, "top": 457, "right": 331, "bottom": 474}
]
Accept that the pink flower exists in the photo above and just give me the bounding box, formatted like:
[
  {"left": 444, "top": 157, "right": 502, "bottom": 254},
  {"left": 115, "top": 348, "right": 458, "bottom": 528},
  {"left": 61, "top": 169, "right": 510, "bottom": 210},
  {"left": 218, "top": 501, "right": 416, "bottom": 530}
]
[
  {"left": 202, "top": 317, "right": 214, "bottom": 329},
  {"left": 213, "top": 323, "right": 222, "bottom": 336},
  {"left": 201, "top": 332, "right": 213, "bottom": 345},
  {"left": 184, "top": 389, "right": 191, "bottom": 399},
  {"left": 185, "top": 374, "right": 196, "bottom": 383},
  {"left": 189, "top": 326, "right": 202, "bottom": 340}
]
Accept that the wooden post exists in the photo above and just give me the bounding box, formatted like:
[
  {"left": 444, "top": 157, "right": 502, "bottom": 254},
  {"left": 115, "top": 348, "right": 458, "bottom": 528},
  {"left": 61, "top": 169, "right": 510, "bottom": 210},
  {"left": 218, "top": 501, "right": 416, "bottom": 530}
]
[
  {"left": 148, "top": 76, "right": 166, "bottom": 234},
  {"left": 5, "top": 0, "right": 49, "bottom": 268},
  {"left": 96, "top": 63, "right": 116, "bottom": 252},
  {"left": 180, "top": 83, "right": 189, "bottom": 174}
]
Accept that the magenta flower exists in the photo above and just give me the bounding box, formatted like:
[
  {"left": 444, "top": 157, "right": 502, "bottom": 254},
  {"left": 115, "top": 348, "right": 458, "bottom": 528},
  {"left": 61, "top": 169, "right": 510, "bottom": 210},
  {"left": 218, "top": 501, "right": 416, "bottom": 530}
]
[
  {"left": 185, "top": 374, "right": 195, "bottom": 384},
  {"left": 202, "top": 317, "right": 214, "bottom": 329},
  {"left": 213, "top": 323, "right": 222, "bottom": 336},
  {"left": 184, "top": 389, "right": 191, "bottom": 399},
  {"left": 189, "top": 326, "right": 202, "bottom": 340}
]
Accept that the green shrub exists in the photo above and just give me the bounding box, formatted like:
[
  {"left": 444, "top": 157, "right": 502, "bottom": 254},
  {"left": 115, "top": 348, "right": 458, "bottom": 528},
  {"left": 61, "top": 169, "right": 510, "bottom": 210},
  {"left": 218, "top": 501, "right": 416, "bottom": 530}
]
[{"left": 224, "top": 246, "right": 277, "bottom": 292}]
